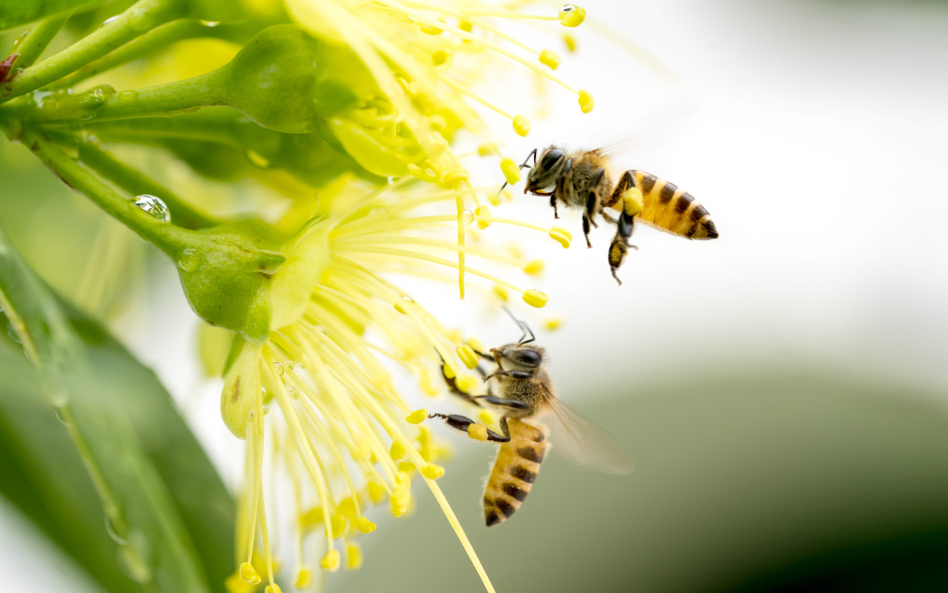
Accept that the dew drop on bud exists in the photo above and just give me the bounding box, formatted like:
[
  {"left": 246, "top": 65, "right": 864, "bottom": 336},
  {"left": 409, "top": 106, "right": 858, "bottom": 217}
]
[
  {"left": 7, "top": 324, "right": 22, "bottom": 344},
  {"left": 274, "top": 361, "right": 284, "bottom": 376},
  {"left": 133, "top": 195, "right": 171, "bottom": 222},
  {"left": 104, "top": 516, "right": 128, "bottom": 545},
  {"left": 262, "top": 405, "right": 270, "bottom": 415},
  {"left": 462, "top": 210, "right": 475, "bottom": 225}
]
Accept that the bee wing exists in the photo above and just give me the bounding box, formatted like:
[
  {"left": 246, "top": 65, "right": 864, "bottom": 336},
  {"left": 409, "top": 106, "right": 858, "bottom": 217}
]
[
  {"left": 598, "top": 95, "right": 700, "bottom": 159},
  {"left": 540, "top": 394, "right": 634, "bottom": 475}
]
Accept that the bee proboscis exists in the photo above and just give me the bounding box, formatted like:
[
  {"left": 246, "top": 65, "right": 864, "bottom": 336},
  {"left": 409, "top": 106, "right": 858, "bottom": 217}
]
[
  {"left": 430, "top": 314, "right": 632, "bottom": 526},
  {"left": 507, "top": 146, "right": 719, "bottom": 284}
]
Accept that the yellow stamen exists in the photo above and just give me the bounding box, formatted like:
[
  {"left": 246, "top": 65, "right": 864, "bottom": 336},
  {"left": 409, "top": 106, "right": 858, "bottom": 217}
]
[
  {"left": 457, "top": 345, "right": 480, "bottom": 369},
  {"left": 347, "top": 543, "right": 364, "bottom": 570},
  {"left": 320, "top": 550, "right": 340, "bottom": 572},
  {"left": 539, "top": 49, "right": 561, "bottom": 69},
  {"left": 523, "top": 289, "right": 549, "bottom": 308},
  {"left": 559, "top": 4, "right": 586, "bottom": 27},
  {"left": 550, "top": 227, "right": 572, "bottom": 248},
  {"left": 579, "top": 89, "right": 595, "bottom": 113},
  {"left": 425, "top": 479, "right": 496, "bottom": 593},
  {"left": 406, "top": 409, "right": 429, "bottom": 424}
]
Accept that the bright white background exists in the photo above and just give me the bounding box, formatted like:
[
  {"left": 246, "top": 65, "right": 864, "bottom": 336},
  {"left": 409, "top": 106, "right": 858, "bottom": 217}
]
[{"left": 3, "top": 0, "right": 948, "bottom": 590}]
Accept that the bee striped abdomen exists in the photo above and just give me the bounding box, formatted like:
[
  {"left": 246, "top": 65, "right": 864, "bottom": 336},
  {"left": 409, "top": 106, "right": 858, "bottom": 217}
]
[
  {"left": 483, "top": 419, "right": 548, "bottom": 527},
  {"left": 632, "top": 170, "right": 718, "bottom": 240}
]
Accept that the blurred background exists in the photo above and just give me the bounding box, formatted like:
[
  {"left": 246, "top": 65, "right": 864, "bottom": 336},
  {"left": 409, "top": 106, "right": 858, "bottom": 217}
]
[{"left": 2, "top": 0, "right": 948, "bottom": 591}]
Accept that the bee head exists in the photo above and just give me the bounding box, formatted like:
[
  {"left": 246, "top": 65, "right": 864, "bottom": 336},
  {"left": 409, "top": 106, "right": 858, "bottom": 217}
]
[
  {"left": 494, "top": 343, "right": 545, "bottom": 371},
  {"left": 525, "top": 147, "right": 566, "bottom": 194}
]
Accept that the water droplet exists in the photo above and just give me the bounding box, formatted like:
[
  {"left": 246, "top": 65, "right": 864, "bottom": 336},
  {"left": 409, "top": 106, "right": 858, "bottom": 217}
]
[
  {"left": 23, "top": 346, "right": 34, "bottom": 363},
  {"left": 296, "top": 362, "right": 306, "bottom": 371},
  {"left": 105, "top": 516, "right": 128, "bottom": 545},
  {"left": 7, "top": 325, "right": 21, "bottom": 344},
  {"left": 177, "top": 249, "right": 200, "bottom": 272},
  {"left": 561, "top": 3, "right": 579, "bottom": 13},
  {"left": 462, "top": 210, "right": 475, "bottom": 225},
  {"left": 274, "top": 361, "right": 284, "bottom": 376},
  {"left": 200, "top": 20, "right": 221, "bottom": 27},
  {"left": 53, "top": 406, "right": 69, "bottom": 425},
  {"left": 287, "top": 386, "right": 298, "bottom": 399},
  {"left": 118, "top": 90, "right": 138, "bottom": 101},
  {"left": 262, "top": 405, "right": 270, "bottom": 415},
  {"left": 387, "top": 176, "right": 395, "bottom": 185},
  {"left": 99, "top": 15, "right": 120, "bottom": 28},
  {"left": 133, "top": 195, "right": 171, "bottom": 222},
  {"left": 283, "top": 360, "right": 295, "bottom": 371}
]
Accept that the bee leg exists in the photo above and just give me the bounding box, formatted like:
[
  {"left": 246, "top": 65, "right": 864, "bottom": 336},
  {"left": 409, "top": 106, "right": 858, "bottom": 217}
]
[
  {"left": 550, "top": 194, "right": 559, "bottom": 219},
  {"left": 607, "top": 170, "right": 636, "bottom": 209},
  {"left": 428, "top": 413, "right": 511, "bottom": 443},
  {"left": 482, "top": 369, "right": 509, "bottom": 382},
  {"left": 582, "top": 215, "right": 592, "bottom": 248},
  {"left": 475, "top": 395, "right": 531, "bottom": 411},
  {"left": 608, "top": 223, "right": 638, "bottom": 286}
]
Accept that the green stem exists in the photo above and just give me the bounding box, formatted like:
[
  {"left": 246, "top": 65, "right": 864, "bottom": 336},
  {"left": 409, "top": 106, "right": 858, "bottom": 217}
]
[
  {"left": 0, "top": 0, "right": 186, "bottom": 102},
  {"left": 27, "top": 70, "right": 224, "bottom": 123},
  {"left": 74, "top": 137, "right": 219, "bottom": 230},
  {"left": 9, "top": 11, "right": 72, "bottom": 71},
  {"left": 22, "top": 127, "right": 192, "bottom": 259}
]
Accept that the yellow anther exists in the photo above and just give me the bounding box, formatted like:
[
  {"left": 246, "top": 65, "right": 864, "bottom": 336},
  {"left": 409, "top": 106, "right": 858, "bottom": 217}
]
[
  {"left": 477, "top": 144, "right": 493, "bottom": 157},
  {"left": 524, "top": 259, "right": 545, "bottom": 276},
  {"left": 338, "top": 497, "right": 357, "bottom": 519},
  {"left": 443, "top": 168, "right": 469, "bottom": 187},
  {"left": 467, "top": 424, "right": 489, "bottom": 441},
  {"left": 564, "top": 33, "right": 577, "bottom": 52},
  {"left": 523, "top": 289, "right": 549, "bottom": 308},
  {"left": 431, "top": 49, "right": 453, "bottom": 66},
  {"left": 442, "top": 361, "right": 458, "bottom": 379},
  {"left": 239, "top": 562, "right": 261, "bottom": 585},
  {"left": 478, "top": 410, "right": 494, "bottom": 424},
  {"left": 419, "top": 22, "right": 442, "bottom": 34},
  {"left": 429, "top": 114, "right": 448, "bottom": 132},
  {"left": 467, "top": 337, "right": 485, "bottom": 354},
  {"left": 367, "top": 481, "right": 385, "bottom": 504},
  {"left": 406, "top": 409, "right": 428, "bottom": 424},
  {"left": 265, "top": 585, "right": 282, "bottom": 593},
  {"left": 299, "top": 506, "right": 324, "bottom": 528},
  {"left": 623, "top": 188, "right": 644, "bottom": 216},
  {"left": 459, "top": 20, "right": 473, "bottom": 32},
  {"left": 419, "top": 366, "right": 439, "bottom": 396},
  {"left": 347, "top": 544, "right": 364, "bottom": 570},
  {"left": 513, "top": 114, "right": 531, "bottom": 137},
  {"left": 579, "top": 89, "right": 595, "bottom": 113},
  {"left": 544, "top": 315, "right": 564, "bottom": 331},
  {"left": 330, "top": 513, "right": 347, "bottom": 538},
  {"left": 418, "top": 426, "right": 431, "bottom": 446},
  {"left": 503, "top": 189, "right": 514, "bottom": 202},
  {"left": 550, "top": 226, "right": 572, "bottom": 248},
  {"left": 398, "top": 460, "right": 415, "bottom": 474},
  {"left": 295, "top": 568, "right": 313, "bottom": 589},
  {"left": 488, "top": 191, "right": 502, "bottom": 206},
  {"left": 422, "top": 463, "right": 445, "bottom": 479},
  {"left": 390, "top": 491, "right": 410, "bottom": 517},
  {"left": 494, "top": 285, "right": 509, "bottom": 301},
  {"left": 457, "top": 345, "right": 479, "bottom": 369},
  {"left": 475, "top": 205, "right": 492, "bottom": 230},
  {"left": 539, "top": 49, "right": 561, "bottom": 70},
  {"left": 390, "top": 441, "right": 406, "bottom": 460},
  {"left": 455, "top": 374, "right": 480, "bottom": 393},
  {"left": 559, "top": 4, "right": 586, "bottom": 27},
  {"left": 355, "top": 517, "right": 377, "bottom": 533},
  {"left": 394, "top": 298, "right": 413, "bottom": 314},
  {"left": 501, "top": 158, "right": 521, "bottom": 185},
  {"left": 320, "top": 550, "right": 340, "bottom": 572}
]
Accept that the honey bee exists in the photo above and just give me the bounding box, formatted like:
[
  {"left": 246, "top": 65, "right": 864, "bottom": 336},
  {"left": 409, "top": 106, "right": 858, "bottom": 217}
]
[
  {"left": 430, "top": 314, "right": 632, "bottom": 526},
  {"left": 506, "top": 146, "right": 718, "bottom": 284}
]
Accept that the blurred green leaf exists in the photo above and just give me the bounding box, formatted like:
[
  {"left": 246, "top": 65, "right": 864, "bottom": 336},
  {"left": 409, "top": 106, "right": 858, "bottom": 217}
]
[
  {"left": 0, "top": 224, "right": 234, "bottom": 593},
  {"left": 0, "top": 0, "right": 100, "bottom": 31}
]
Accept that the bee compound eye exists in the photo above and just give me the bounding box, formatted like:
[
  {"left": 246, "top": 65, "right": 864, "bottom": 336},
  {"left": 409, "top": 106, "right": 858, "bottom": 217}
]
[
  {"left": 539, "top": 149, "right": 564, "bottom": 172},
  {"left": 512, "top": 349, "right": 542, "bottom": 366}
]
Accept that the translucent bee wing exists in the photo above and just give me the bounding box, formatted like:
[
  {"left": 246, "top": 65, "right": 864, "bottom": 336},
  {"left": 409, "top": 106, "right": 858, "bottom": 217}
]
[
  {"left": 539, "top": 395, "right": 634, "bottom": 475},
  {"left": 597, "top": 94, "right": 700, "bottom": 159}
]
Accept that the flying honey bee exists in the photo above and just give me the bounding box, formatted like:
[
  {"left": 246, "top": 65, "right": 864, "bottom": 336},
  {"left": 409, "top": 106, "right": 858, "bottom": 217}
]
[
  {"left": 430, "top": 314, "right": 632, "bottom": 526},
  {"left": 504, "top": 146, "right": 718, "bottom": 285}
]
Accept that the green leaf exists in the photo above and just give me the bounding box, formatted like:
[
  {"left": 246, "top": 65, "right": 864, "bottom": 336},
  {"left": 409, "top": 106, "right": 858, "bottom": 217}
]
[
  {"left": 0, "top": 0, "right": 101, "bottom": 31},
  {"left": 0, "top": 224, "right": 235, "bottom": 593}
]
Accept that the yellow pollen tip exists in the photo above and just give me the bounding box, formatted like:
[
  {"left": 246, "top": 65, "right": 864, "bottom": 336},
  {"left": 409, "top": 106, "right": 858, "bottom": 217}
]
[
  {"left": 513, "top": 114, "right": 531, "bottom": 137},
  {"left": 330, "top": 514, "right": 347, "bottom": 539},
  {"left": 419, "top": 367, "right": 439, "bottom": 396},
  {"left": 539, "top": 49, "right": 561, "bottom": 69},
  {"left": 564, "top": 33, "right": 577, "bottom": 52},
  {"left": 355, "top": 517, "right": 377, "bottom": 533},
  {"left": 419, "top": 22, "right": 443, "bottom": 35},
  {"left": 478, "top": 411, "right": 494, "bottom": 424},
  {"left": 559, "top": 4, "right": 586, "bottom": 27},
  {"left": 295, "top": 568, "right": 313, "bottom": 589},
  {"left": 299, "top": 506, "right": 323, "bottom": 528},
  {"left": 467, "top": 337, "right": 485, "bottom": 354},
  {"left": 239, "top": 562, "right": 261, "bottom": 585},
  {"left": 545, "top": 315, "right": 565, "bottom": 330},
  {"left": 320, "top": 550, "right": 340, "bottom": 572},
  {"left": 623, "top": 188, "right": 644, "bottom": 216},
  {"left": 406, "top": 409, "right": 429, "bottom": 424},
  {"left": 579, "top": 89, "right": 595, "bottom": 113},
  {"left": 347, "top": 544, "right": 364, "bottom": 570},
  {"left": 455, "top": 374, "right": 480, "bottom": 393},
  {"left": 503, "top": 189, "right": 514, "bottom": 202},
  {"left": 443, "top": 168, "right": 470, "bottom": 187},
  {"left": 523, "top": 289, "right": 549, "bottom": 308},
  {"left": 488, "top": 191, "right": 502, "bottom": 206},
  {"left": 467, "top": 424, "right": 489, "bottom": 441},
  {"left": 390, "top": 441, "right": 406, "bottom": 460},
  {"left": 500, "top": 158, "right": 521, "bottom": 185},
  {"left": 422, "top": 463, "right": 445, "bottom": 479},
  {"left": 550, "top": 227, "right": 572, "bottom": 248},
  {"left": 430, "top": 114, "right": 448, "bottom": 132},
  {"left": 367, "top": 481, "right": 385, "bottom": 504},
  {"left": 442, "top": 362, "right": 458, "bottom": 379},
  {"left": 524, "top": 259, "right": 545, "bottom": 275},
  {"left": 459, "top": 20, "right": 473, "bottom": 32},
  {"left": 338, "top": 497, "right": 357, "bottom": 519},
  {"left": 265, "top": 585, "right": 282, "bottom": 593},
  {"left": 477, "top": 144, "right": 493, "bottom": 157},
  {"left": 457, "top": 345, "right": 480, "bottom": 369},
  {"left": 475, "top": 205, "right": 492, "bottom": 229},
  {"left": 494, "top": 285, "right": 509, "bottom": 301},
  {"left": 398, "top": 460, "right": 416, "bottom": 474},
  {"left": 432, "top": 49, "right": 453, "bottom": 66}
]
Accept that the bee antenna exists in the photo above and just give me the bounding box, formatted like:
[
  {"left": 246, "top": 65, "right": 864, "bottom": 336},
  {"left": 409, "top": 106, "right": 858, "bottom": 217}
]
[{"left": 501, "top": 306, "right": 535, "bottom": 345}]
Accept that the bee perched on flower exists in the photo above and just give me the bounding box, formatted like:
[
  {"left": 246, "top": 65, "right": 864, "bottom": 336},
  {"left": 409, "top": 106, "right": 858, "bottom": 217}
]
[{"left": 0, "top": 0, "right": 626, "bottom": 591}]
